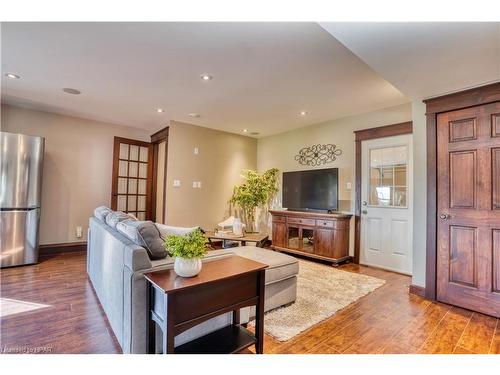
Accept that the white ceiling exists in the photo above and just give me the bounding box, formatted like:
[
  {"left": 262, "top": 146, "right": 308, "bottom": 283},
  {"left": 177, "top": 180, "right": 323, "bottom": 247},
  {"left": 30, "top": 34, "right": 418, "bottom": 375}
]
[
  {"left": 1, "top": 22, "right": 408, "bottom": 137},
  {"left": 320, "top": 22, "right": 500, "bottom": 99}
]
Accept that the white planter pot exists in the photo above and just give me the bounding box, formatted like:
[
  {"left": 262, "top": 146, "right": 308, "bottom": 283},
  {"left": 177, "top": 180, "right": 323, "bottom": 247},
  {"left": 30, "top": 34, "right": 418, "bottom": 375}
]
[{"left": 174, "top": 257, "right": 202, "bottom": 278}]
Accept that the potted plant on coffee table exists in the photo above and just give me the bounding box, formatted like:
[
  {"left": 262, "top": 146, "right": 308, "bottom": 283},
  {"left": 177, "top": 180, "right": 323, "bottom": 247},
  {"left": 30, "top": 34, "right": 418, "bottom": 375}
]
[{"left": 164, "top": 228, "right": 208, "bottom": 277}]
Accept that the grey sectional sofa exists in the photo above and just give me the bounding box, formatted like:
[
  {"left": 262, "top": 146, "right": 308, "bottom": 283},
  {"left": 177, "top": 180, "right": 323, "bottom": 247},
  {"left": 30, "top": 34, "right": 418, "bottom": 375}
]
[{"left": 87, "top": 215, "right": 298, "bottom": 354}]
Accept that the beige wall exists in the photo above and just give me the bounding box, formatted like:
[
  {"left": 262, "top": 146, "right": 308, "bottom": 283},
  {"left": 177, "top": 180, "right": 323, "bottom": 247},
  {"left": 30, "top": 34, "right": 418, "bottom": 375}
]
[
  {"left": 165, "top": 121, "right": 257, "bottom": 230},
  {"left": 1, "top": 104, "right": 151, "bottom": 245},
  {"left": 257, "top": 103, "right": 412, "bottom": 255}
]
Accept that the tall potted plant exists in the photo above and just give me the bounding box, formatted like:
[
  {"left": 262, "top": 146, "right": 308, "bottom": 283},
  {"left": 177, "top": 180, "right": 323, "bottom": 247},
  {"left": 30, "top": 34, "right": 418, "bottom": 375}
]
[
  {"left": 230, "top": 168, "right": 279, "bottom": 233},
  {"left": 164, "top": 229, "right": 207, "bottom": 277}
]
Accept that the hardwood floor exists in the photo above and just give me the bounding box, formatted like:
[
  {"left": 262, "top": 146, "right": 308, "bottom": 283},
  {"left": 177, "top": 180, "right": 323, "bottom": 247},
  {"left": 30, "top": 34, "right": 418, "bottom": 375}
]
[{"left": 1, "top": 252, "right": 499, "bottom": 354}]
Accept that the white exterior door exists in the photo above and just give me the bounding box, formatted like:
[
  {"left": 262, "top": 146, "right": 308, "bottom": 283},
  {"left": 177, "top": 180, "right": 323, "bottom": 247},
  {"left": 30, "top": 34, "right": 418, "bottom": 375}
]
[{"left": 360, "top": 134, "right": 413, "bottom": 275}]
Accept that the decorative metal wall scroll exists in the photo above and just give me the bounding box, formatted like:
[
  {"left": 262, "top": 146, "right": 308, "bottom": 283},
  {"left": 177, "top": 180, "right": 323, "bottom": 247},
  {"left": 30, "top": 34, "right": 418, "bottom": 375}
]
[{"left": 294, "top": 144, "right": 342, "bottom": 166}]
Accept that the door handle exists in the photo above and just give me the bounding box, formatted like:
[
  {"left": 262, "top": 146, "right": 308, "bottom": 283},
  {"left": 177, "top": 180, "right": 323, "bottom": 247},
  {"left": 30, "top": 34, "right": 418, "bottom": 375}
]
[
  {"left": 439, "top": 213, "right": 449, "bottom": 220},
  {"left": 362, "top": 201, "right": 367, "bottom": 206},
  {"left": 362, "top": 210, "right": 368, "bottom": 215}
]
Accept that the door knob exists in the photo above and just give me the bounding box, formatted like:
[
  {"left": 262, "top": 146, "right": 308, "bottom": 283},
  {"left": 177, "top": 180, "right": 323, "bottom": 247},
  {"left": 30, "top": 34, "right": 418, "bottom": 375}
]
[
  {"left": 439, "top": 213, "right": 449, "bottom": 220},
  {"left": 362, "top": 210, "right": 368, "bottom": 215},
  {"left": 362, "top": 201, "right": 367, "bottom": 206}
]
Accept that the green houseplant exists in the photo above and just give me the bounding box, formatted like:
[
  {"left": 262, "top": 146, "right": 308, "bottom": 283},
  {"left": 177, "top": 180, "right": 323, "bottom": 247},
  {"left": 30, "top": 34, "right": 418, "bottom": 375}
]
[
  {"left": 230, "top": 168, "right": 279, "bottom": 233},
  {"left": 164, "top": 229, "right": 207, "bottom": 277}
]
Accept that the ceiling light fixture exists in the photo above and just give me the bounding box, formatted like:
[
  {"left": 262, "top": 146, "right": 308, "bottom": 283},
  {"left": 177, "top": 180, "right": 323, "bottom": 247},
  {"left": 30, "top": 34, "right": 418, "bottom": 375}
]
[
  {"left": 243, "top": 129, "right": 248, "bottom": 133},
  {"left": 5, "top": 73, "right": 20, "bottom": 79},
  {"left": 188, "top": 113, "right": 200, "bottom": 118},
  {"left": 156, "top": 108, "right": 164, "bottom": 113},
  {"left": 300, "top": 111, "right": 307, "bottom": 116},
  {"left": 201, "top": 74, "right": 212, "bottom": 81},
  {"left": 62, "top": 88, "right": 81, "bottom": 95}
]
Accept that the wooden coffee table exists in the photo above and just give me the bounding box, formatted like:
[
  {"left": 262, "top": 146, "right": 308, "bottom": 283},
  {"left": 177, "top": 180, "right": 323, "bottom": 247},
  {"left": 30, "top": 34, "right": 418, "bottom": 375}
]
[
  {"left": 205, "top": 231, "right": 269, "bottom": 248},
  {"left": 144, "top": 255, "right": 268, "bottom": 354}
]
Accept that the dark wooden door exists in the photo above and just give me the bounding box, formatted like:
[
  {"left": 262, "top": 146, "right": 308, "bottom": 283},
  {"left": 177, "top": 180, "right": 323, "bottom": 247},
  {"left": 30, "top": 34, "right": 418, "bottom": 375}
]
[
  {"left": 436, "top": 102, "right": 500, "bottom": 317},
  {"left": 111, "top": 137, "right": 154, "bottom": 220}
]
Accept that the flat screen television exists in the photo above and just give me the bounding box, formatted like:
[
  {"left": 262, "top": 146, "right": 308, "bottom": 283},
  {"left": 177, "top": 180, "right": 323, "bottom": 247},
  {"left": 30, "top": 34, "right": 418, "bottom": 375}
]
[{"left": 282, "top": 168, "right": 338, "bottom": 212}]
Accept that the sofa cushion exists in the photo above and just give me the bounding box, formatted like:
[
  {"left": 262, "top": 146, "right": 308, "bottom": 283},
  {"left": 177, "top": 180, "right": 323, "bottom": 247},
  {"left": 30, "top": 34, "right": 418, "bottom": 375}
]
[
  {"left": 155, "top": 223, "right": 199, "bottom": 239},
  {"left": 106, "top": 211, "right": 135, "bottom": 228},
  {"left": 94, "top": 206, "right": 112, "bottom": 222},
  {"left": 117, "top": 220, "right": 167, "bottom": 260},
  {"left": 232, "top": 246, "right": 299, "bottom": 284}
]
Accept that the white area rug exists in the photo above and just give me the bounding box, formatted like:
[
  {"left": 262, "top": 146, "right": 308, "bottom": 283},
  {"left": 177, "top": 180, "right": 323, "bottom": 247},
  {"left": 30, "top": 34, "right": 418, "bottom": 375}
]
[
  {"left": 0, "top": 298, "right": 49, "bottom": 318},
  {"left": 254, "top": 260, "right": 385, "bottom": 341}
]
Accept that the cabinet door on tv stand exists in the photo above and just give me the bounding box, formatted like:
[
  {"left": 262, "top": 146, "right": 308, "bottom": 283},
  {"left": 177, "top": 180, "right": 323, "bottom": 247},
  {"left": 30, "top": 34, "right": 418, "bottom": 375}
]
[
  {"left": 314, "top": 228, "right": 335, "bottom": 259},
  {"left": 272, "top": 222, "right": 286, "bottom": 248}
]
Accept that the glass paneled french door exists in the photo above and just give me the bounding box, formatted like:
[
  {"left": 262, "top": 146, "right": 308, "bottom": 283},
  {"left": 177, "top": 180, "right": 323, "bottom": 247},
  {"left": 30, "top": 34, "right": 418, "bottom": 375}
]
[{"left": 111, "top": 137, "right": 154, "bottom": 220}]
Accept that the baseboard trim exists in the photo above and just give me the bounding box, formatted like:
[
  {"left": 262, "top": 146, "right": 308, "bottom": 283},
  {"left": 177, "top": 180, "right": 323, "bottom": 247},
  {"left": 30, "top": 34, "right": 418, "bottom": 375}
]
[
  {"left": 409, "top": 284, "right": 426, "bottom": 298},
  {"left": 39, "top": 241, "right": 87, "bottom": 256}
]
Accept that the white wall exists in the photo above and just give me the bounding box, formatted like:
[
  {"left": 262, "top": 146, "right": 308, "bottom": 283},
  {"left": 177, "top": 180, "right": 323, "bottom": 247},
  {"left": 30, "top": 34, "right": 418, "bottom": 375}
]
[{"left": 257, "top": 103, "right": 412, "bottom": 256}]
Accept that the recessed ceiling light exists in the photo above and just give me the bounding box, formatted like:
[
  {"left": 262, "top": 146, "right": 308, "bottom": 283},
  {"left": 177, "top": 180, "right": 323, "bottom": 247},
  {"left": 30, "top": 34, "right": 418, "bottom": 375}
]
[
  {"left": 5, "top": 73, "right": 20, "bottom": 79},
  {"left": 243, "top": 129, "right": 248, "bottom": 133},
  {"left": 156, "top": 108, "right": 164, "bottom": 113},
  {"left": 62, "top": 88, "right": 81, "bottom": 95},
  {"left": 250, "top": 132, "right": 260, "bottom": 136},
  {"left": 201, "top": 74, "right": 213, "bottom": 81},
  {"left": 300, "top": 111, "right": 307, "bottom": 116},
  {"left": 188, "top": 113, "right": 200, "bottom": 118}
]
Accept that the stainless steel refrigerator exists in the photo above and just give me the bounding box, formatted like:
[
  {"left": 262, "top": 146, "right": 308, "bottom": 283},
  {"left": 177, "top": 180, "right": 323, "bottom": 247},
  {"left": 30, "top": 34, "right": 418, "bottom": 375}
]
[{"left": 0, "top": 132, "right": 45, "bottom": 267}]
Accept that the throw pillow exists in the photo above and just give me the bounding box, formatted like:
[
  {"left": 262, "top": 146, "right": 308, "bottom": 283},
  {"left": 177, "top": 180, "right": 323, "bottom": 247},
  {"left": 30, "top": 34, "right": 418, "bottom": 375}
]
[
  {"left": 106, "top": 211, "right": 136, "bottom": 228},
  {"left": 155, "top": 223, "right": 200, "bottom": 239},
  {"left": 117, "top": 220, "right": 167, "bottom": 260},
  {"left": 94, "top": 206, "right": 112, "bottom": 222}
]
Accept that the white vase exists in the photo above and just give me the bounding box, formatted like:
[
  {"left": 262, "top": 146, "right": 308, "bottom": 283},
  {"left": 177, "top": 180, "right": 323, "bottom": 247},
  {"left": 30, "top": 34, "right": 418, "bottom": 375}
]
[
  {"left": 174, "top": 257, "right": 202, "bottom": 277},
  {"left": 233, "top": 218, "right": 243, "bottom": 236}
]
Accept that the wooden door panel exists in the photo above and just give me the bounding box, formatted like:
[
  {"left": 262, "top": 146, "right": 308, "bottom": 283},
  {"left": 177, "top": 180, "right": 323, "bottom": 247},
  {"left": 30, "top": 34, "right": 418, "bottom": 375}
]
[
  {"left": 437, "top": 101, "right": 500, "bottom": 318},
  {"left": 494, "top": 229, "right": 500, "bottom": 294},
  {"left": 449, "top": 118, "right": 477, "bottom": 142},
  {"left": 493, "top": 148, "right": 500, "bottom": 209},
  {"left": 449, "top": 151, "right": 476, "bottom": 209},
  {"left": 492, "top": 113, "right": 500, "bottom": 137},
  {"left": 449, "top": 226, "right": 477, "bottom": 288}
]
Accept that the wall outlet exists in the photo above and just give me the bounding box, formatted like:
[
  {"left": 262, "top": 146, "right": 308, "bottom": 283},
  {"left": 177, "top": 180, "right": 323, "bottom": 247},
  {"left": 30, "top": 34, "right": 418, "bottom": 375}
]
[
  {"left": 76, "top": 226, "right": 83, "bottom": 238},
  {"left": 194, "top": 147, "right": 199, "bottom": 155},
  {"left": 346, "top": 182, "right": 352, "bottom": 190},
  {"left": 173, "top": 180, "right": 181, "bottom": 187}
]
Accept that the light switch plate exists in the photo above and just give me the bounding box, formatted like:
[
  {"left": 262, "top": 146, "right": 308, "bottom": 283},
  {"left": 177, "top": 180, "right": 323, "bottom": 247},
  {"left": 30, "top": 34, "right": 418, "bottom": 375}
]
[
  {"left": 194, "top": 147, "right": 199, "bottom": 155},
  {"left": 346, "top": 182, "right": 352, "bottom": 190},
  {"left": 192, "top": 181, "right": 197, "bottom": 188},
  {"left": 173, "top": 180, "right": 181, "bottom": 187}
]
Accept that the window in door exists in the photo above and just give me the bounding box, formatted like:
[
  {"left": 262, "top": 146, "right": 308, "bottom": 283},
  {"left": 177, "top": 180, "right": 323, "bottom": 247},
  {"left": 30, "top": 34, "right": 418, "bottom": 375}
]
[{"left": 368, "top": 146, "right": 408, "bottom": 208}]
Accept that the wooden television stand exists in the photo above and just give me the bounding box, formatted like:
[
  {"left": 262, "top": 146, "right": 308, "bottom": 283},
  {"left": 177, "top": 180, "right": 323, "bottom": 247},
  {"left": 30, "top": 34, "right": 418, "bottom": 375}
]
[{"left": 270, "top": 210, "right": 352, "bottom": 265}]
